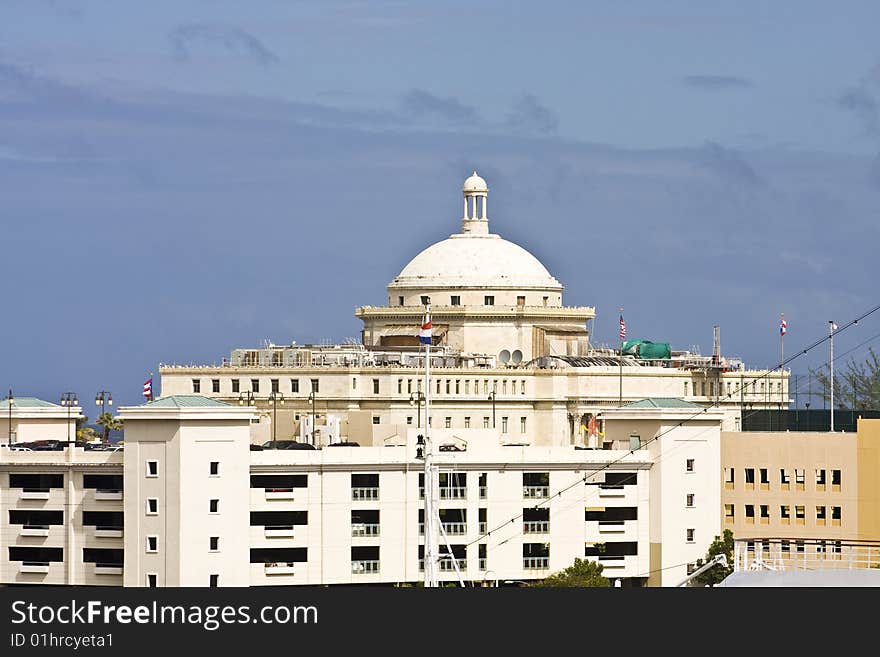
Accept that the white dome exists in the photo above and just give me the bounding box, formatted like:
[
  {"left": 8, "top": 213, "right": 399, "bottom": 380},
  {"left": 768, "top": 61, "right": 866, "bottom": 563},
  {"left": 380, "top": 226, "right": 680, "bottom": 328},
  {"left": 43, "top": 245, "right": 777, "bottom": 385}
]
[
  {"left": 462, "top": 171, "right": 488, "bottom": 193},
  {"left": 389, "top": 234, "right": 562, "bottom": 291}
]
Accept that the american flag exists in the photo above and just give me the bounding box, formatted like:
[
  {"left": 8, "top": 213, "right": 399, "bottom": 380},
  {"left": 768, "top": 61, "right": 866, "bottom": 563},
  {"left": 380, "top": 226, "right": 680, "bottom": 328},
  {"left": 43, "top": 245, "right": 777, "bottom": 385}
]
[
  {"left": 779, "top": 314, "right": 787, "bottom": 336},
  {"left": 619, "top": 314, "right": 627, "bottom": 341},
  {"left": 143, "top": 377, "right": 153, "bottom": 399}
]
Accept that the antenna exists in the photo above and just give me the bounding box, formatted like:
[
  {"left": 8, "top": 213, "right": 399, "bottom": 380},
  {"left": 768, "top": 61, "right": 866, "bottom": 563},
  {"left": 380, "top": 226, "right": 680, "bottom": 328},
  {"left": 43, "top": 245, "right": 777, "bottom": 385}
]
[
  {"left": 511, "top": 349, "right": 523, "bottom": 365},
  {"left": 498, "top": 350, "right": 511, "bottom": 365}
]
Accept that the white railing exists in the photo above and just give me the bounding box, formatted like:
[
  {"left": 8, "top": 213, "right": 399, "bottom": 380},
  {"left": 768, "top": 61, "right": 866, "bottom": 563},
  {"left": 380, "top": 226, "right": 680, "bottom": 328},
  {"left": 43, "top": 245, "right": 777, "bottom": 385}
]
[
  {"left": 733, "top": 538, "right": 880, "bottom": 572},
  {"left": 439, "top": 558, "right": 464, "bottom": 572},
  {"left": 523, "top": 556, "right": 550, "bottom": 570},
  {"left": 351, "top": 523, "right": 380, "bottom": 537},
  {"left": 352, "top": 487, "right": 379, "bottom": 501},
  {"left": 440, "top": 487, "right": 466, "bottom": 500},
  {"left": 524, "top": 521, "right": 550, "bottom": 534},
  {"left": 442, "top": 522, "right": 467, "bottom": 535},
  {"left": 523, "top": 486, "right": 549, "bottom": 499},
  {"left": 351, "top": 560, "right": 380, "bottom": 574},
  {"left": 479, "top": 486, "right": 488, "bottom": 499}
]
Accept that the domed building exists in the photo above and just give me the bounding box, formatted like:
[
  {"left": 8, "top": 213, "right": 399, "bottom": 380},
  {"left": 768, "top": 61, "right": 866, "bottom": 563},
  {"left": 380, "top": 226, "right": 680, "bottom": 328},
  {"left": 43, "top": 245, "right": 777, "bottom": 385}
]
[{"left": 357, "top": 172, "right": 594, "bottom": 362}]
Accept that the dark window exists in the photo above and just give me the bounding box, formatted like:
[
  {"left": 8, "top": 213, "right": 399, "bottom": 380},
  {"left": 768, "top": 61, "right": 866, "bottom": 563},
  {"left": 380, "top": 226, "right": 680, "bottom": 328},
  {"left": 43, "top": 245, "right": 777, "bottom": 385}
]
[
  {"left": 210, "top": 461, "right": 220, "bottom": 476},
  {"left": 484, "top": 296, "right": 494, "bottom": 306},
  {"left": 585, "top": 542, "right": 638, "bottom": 558},
  {"left": 602, "top": 472, "right": 637, "bottom": 487},
  {"left": 209, "top": 499, "right": 219, "bottom": 513},
  {"left": 251, "top": 379, "right": 260, "bottom": 393},
  {"left": 351, "top": 510, "right": 379, "bottom": 524},
  {"left": 523, "top": 472, "right": 550, "bottom": 487},
  {"left": 146, "top": 461, "right": 158, "bottom": 476},
  {"left": 760, "top": 468, "right": 769, "bottom": 484},
  {"left": 192, "top": 379, "right": 201, "bottom": 393},
  {"left": 523, "top": 508, "right": 550, "bottom": 522},
  {"left": 9, "top": 547, "right": 64, "bottom": 562},
  {"left": 832, "top": 469, "right": 841, "bottom": 485},
  {"left": 250, "top": 474, "right": 308, "bottom": 489},
  {"left": 271, "top": 379, "right": 279, "bottom": 393},
  {"left": 745, "top": 468, "right": 755, "bottom": 484},
  {"left": 398, "top": 296, "right": 404, "bottom": 306},
  {"left": 291, "top": 379, "right": 300, "bottom": 393},
  {"left": 212, "top": 379, "right": 220, "bottom": 393},
  {"left": 210, "top": 574, "right": 219, "bottom": 587},
  {"left": 523, "top": 543, "right": 550, "bottom": 558},
  {"left": 83, "top": 474, "right": 123, "bottom": 491},
  {"left": 210, "top": 537, "right": 219, "bottom": 551},
  {"left": 451, "top": 295, "right": 461, "bottom": 306},
  {"left": 372, "top": 379, "right": 379, "bottom": 394},
  {"left": 231, "top": 379, "right": 240, "bottom": 393},
  {"left": 351, "top": 546, "right": 380, "bottom": 560},
  {"left": 352, "top": 474, "right": 379, "bottom": 488},
  {"left": 250, "top": 511, "right": 308, "bottom": 526},
  {"left": 745, "top": 505, "right": 755, "bottom": 518},
  {"left": 82, "top": 511, "right": 124, "bottom": 529},
  {"left": 146, "top": 499, "right": 158, "bottom": 514},
  {"left": 82, "top": 548, "right": 123, "bottom": 566},
  {"left": 147, "top": 574, "right": 157, "bottom": 587},
  {"left": 9, "top": 473, "right": 63, "bottom": 489},
  {"left": 9, "top": 510, "right": 63, "bottom": 526},
  {"left": 517, "top": 296, "right": 525, "bottom": 307},
  {"left": 420, "top": 295, "right": 429, "bottom": 306},
  {"left": 585, "top": 507, "right": 638, "bottom": 522},
  {"left": 310, "top": 379, "right": 319, "bottom": 393},
  {"left": 249, "top": 548, "right": 308, "bottom": 564}
]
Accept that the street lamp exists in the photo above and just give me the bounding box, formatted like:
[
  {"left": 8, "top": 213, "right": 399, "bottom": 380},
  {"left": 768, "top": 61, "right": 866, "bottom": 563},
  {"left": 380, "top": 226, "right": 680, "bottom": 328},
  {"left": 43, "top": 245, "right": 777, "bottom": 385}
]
[
  {"left": 94, "top": 390, "right": 113, "bottom": 443},
  {"left": 308, "top": 391, "right": 316, "bottom": 445},
  {"left": 60, "top": 392, "right": 77, "bottom": 444},
  {"left": 6, "top": 389, "right": 13, "bottom": 445},
  {"left": 409, "top": 391, "right": 426, "bottom": 428},
  {"left": 487, "top": 388, "right": 497, "bottom": 429},
  {"left": 238, "top": 391, "right": 256, "bottom": 406},
  {"left": 268, "top": 391, "right": 285, "bottom": 444}
]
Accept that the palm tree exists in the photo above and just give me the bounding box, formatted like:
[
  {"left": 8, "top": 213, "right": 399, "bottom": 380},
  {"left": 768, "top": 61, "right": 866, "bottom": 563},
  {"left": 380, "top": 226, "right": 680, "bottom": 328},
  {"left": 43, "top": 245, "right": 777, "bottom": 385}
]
[{"left": 96, "top": 412, "right": 123, "bottom": 443}]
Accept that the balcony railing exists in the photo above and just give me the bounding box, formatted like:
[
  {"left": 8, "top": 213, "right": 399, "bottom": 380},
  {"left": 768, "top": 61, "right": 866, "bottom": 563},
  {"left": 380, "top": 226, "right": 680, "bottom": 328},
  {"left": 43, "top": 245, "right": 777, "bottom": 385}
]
[
  {"left": 263, "top": 562, "right": 296, "bottom": 575},
  {"left": 478, "top": 558, "right": 487, "bottom": 570},
  {"left": 441, "top": 522, "right": 467, "bottom": 535},
  {"left": 523, "top": 556, "right": 550, "bottom": 570},
  {"left": 478, "top": 522, "right": 487, "bottom": 534},
  {"left": 479, "top": 486, "right": 487, "bottom": 499},
  {"left": 264, "top": 525, "right": 296, "bottom": 538},
  {"left": 264, "top": 488, "right": 296, "bottom": 501},
  {"left": 524, "top": 521, "right": 550, "bottom": 534},
  {"left": 94, "top": 526, "right": 124, "bottom": 538},
  {"left": 439, "top": 487, "right": 466, "bottom": 500},
  {"left": 21, "top": 524, "right": 50, "bottom": 537},
  {"left": 733, "top": 538, "right": 880, "bottom": 572},
  {"left": 439, "top": 558, "right": 464, "bottom": 572},
  {"left": 352, "top": 523, "right": 380, "bottom": 537},
  {"left": 94, "top": 563, "right": 123, "bottom": 575},
  {"left": 523, "top": 486, "right": 549, "bottom": 499},
  {"left": 351, "top": 560, "right": 380, "bottom": 574},
  {"left": 94, "top": 489, "right": 123, "bottom": 501},
  {"left": 352, "top": 487, "right": 379, "bottom": 501},
  {"left": 20, "top": 489, "right": 51, "bottom": 500}
]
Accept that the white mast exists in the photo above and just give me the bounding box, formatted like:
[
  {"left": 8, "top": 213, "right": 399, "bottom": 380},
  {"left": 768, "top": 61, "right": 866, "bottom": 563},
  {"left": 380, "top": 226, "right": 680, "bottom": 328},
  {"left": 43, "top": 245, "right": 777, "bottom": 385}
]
[
  {"left": 829, "top": 320, "right": 836, "bottom": 432},
  {"left": 422, "top": 301, "right": 439, "bottom": 587}
]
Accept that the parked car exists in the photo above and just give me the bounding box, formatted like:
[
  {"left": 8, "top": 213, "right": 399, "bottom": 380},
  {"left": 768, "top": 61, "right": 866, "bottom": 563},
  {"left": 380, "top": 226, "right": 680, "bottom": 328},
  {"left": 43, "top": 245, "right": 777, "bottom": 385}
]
[
  {"left": 261, "top": 440, "right": 316, "bottom": 451},
  {"left": 328, "top": 441, "right": 360, "bottom": 447},
  {"left": 1, "top": 443, "right": 32, "bottom": 451}
]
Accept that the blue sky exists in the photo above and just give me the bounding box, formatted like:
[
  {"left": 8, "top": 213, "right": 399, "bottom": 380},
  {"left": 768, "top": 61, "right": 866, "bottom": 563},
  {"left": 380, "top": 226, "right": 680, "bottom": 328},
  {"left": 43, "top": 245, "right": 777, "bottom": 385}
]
[{"left": 1, "top": 1, "right": 878, "bottom": 409}]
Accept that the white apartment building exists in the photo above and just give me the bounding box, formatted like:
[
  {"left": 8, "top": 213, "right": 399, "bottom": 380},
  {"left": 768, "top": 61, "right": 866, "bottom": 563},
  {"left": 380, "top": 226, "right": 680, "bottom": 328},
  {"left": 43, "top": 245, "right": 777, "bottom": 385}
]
[{"left": 1, "top": 394, "right": 722, "bottom": 587}]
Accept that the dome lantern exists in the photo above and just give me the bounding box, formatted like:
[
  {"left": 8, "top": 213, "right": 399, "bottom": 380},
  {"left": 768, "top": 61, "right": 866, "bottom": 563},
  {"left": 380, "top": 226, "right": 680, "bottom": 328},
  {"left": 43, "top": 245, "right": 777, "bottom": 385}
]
[{"left": 462, "top": 171, "right": 488, "bottom": 234}]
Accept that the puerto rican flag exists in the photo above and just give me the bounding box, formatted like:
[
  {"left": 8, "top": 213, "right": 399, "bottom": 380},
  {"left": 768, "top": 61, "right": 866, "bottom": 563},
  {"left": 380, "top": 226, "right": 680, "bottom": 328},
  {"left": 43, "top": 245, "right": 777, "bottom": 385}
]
[
  {"left": 143, "top": 377, "right": 153, "bottom": 399},
  {"left": 619, "top": 314, "right": 626, "bottom": 341},
  {"left": 779, "top": 314, "right": 787, "bottom": 336},
  {"left": 419, "top": 308, "right": 432, "bottom": 346}
]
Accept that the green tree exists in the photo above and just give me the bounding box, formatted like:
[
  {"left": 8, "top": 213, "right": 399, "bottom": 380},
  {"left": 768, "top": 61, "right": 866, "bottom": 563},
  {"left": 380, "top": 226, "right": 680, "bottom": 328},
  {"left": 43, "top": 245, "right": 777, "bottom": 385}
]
[
  {"left": 534, "top": 558, "right": 609, "bottom": 587},
  {"left": 692, "top": 529, "right": 734, "bottom": 586},
  {"left": 96, "top": 412, "right": 123, "bottom": 443},
  {"left": 810, "top": 348, "right": 880, "bottom": 409}
]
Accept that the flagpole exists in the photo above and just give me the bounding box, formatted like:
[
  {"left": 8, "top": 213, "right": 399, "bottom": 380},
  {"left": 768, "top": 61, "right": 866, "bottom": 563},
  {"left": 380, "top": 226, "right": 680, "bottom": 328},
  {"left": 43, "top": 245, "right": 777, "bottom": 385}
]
[
  {"left": 422, "top": 301, "right": 437, "bottom": 588},
  {"left": 618, "top": 307, "right": 624, "bottom": 406},
  {"left": 780, "top": 313, "right": 785, "bottom": 408},
  {"left": 829, "top": 320, "right": 835, "bottom": 432}
]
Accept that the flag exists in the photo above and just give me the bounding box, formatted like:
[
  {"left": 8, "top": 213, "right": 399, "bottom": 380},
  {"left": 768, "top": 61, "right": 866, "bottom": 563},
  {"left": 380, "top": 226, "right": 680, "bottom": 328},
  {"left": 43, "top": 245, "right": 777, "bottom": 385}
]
[
  {"left": 587, "top": 416, "right": 598, "bottom": 437},
  {"left": 143, "top": 377, "right": 153, "bottom": 399},
  {"left": 419, "top": 308, "right": 432, "bottom": 345},
  {"left": 619, "top": 314, "right": 626, "bottom": 341},
  {"left": 830, "top": 321, "right": 838, "bottom": 332},
  {"left": 779, "top": 314, "right": 787, "bottom": 336}
]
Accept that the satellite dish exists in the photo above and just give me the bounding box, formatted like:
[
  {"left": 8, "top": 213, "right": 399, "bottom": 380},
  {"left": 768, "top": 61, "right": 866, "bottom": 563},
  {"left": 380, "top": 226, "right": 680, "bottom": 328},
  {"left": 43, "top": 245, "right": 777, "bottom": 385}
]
[
  {"left": 498, "top": 349, "right": 511, "bottom": 364},
  {"left": 511, "top": 349, "right": 523, "bottom": 365}
]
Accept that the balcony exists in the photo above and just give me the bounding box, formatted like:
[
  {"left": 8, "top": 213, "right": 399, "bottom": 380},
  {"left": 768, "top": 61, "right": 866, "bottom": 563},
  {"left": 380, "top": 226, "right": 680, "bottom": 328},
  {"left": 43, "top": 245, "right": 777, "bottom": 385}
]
[
  {"left": 441, "top": 522, "right": 467, "bottom": 536},
  {"left": 20, "top": 562, "right": 50, "bottom": 574},
  {"left": 439, "top": 487, "right": 466, "bottom": 500},
  {"left": 351, "top": 560, "right": 380, "bottom": 574},
  {"left": 598, "top": 485, "right": 626, "bottom": 498},
  {"left": 524, "top": 521, "right": 550, "bottom": 534},
  {"left": 20, "top": 525, "right": 50, "bottom": 537},
  {"left": 523, "top": 486, "right": 549, "bottom": 499},
  {"left": 523, "top": 556, "right": 550, "bottom": 570},
  {"left": 351, "top": 523, "right": 380, "bottom": 538},
  {"left": 264, "top": 562, "right": 296, "bottom": 575},
  {"left": 598, "top": 520, "right": 626, "bottom": 534},
  {"left": 94, "top": 564, "right": 123, "bottom": 576},
  {"left": 94, "top": 527, "right": 124, "bottom": 539},
  {"left": 94, "top": 489, "right": 123, "bottom": 501},
  {"left": 20, "top": 489, "right": 51, "bottom": 500},
  {"left": 264, "top": 488, "right": 296, "bottom": 501},
  {"left": 264, "top": 526, "right": 296, "bottom": 538},
  {"left": 351, "top": 488, "right": 379, "bottom": 501}
]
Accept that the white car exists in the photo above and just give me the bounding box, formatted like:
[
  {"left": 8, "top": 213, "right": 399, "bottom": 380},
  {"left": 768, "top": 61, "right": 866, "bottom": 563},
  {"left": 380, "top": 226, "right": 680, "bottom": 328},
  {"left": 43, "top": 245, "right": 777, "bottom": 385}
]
[{"left": 1, "top": 444, "right": 33, "bottom": 451}]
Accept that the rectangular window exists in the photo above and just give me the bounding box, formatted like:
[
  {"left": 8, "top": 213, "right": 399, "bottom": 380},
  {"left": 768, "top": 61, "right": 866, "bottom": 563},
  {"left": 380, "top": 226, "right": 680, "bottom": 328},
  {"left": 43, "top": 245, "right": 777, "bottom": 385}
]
[
  {"left": 353, "top": 378, "right": 357, "bottom": 390},
  {"left": 209, "top": 462, "right": 220, "bottom": 476},
  {"left": 372, "top": 379, "right": 379, "bottom": 394},
  {"left": 745, "top": 504, "right": 755, "bottom": 518},
  {"left": 516, "top": 295, "right": 525, "bottom": 307},
  {"left": 444, "top": 417, "right": 451, "bottom": 428},
  {"left": 146, "top": 536, "right": 158, "bottom": 553},
  {"left": 310, "top": 379, "right": 319, "bottom": 393},
  {"left": 724, "top": 468, "right": 735, "bottom": 484},
  {"left": 816, "top": 469, "right": 826, "bottom": 486},
  {"left": 780, "top": 469, "right": 790, "bottom": 485},
  {"left": 372, "top": 416, "right": 380, "bottom": 425},
  {"left": 398, "top": 296, "right": 404, "bottom": 306},
  {"left": 780, "top": 505, "right": 790, "bottom": 519},
  {"left": 521, "top": 381, "right": 525, "bottom": 394},
  {"left": 795, "top": 469, "right": 805, "bottom": 485},
  {"left": 451, "top": 295, "right": 461, "bottom": 306},
  {"left": 832, "top": 469, "right": 841, "bottom": 486},
  {"left": 271, "top": 379, "right": 279, "bottom": 393},
  {"left": 209, "top": 537, "right": 219, "bottom": 552},
  {"left": 397, "top": 379, "right": 403, "bottom": 394},
  {"left": 455, "top": 380, "right": 460, "bottom": 394},
  {"left": 291, "top": 379, "right": 299, "bottom": 393},
  {"left": 745, "top": 468, "right": 755, "bottom": 484},
  {"left": 484, "top": 295, "right": 494, "bottom": 306},
  {"left": 760, "top": 504, "right": 769, "bottom": 519},
  {"left": 759, "top": 468, "right": 769, "bottom": 484},
  {"left": 686, "top": 494, "right": 695, "bottom": 507},
  {"left": 146, "top": 461, "right": 158, "bottom": 477},
  {"left": 686, "top": 528, "right": 695, "bottom": 543},
  {"left": 212, "top": 379, "right": 220, "bottom": 393},
  {"left": 795, "top": 505, "right": 805, "bottom": 519},
  {"left": 724, "top": 504, "right": 734, "bottom": 518},
  {"left": 816, "top": 505, "right": 827, "bottom": 520},
  {"left": 420, "top": 295, "right": 429, "bottom": 305},
  {"left": 832, "top": 506, "right": 841, "bottom": 520},
  {"left": 209, "top": 499, "right": 219, "bottom": 514},
  {"left": 210, "top": 574, "right": 219, "bottom": 587},
  {"left": 520, "top": 417, "right": 527, "bottom": 433},
  {"left": 446, "top": 380, "right": 451, "bottom": 394},
  {"left": 501, "top": 417, "right": 508, "bottom": 433},
  {"left": 686, "top": 459, "right": 694, "bottom": 473},
  {"left": 464, "top": 417, "right": 471, "bottom": 428},
  {"left": 251, "top": 379, "right": 260, "bottom": 393},
  {"left": 146, "top": 498, "right": 158, "bottom": 515},
  {"left": 483, "top": 417, "right": 490, "bottom": 429},
  {"left": 406, "top": 416, "right": 413, "bottom": 425},
  {"left": 231, "top": 379, "right": 240, "bottom": 393},
  {"left": 192, "top": 379, "right": 201, "bottom": 393}
]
